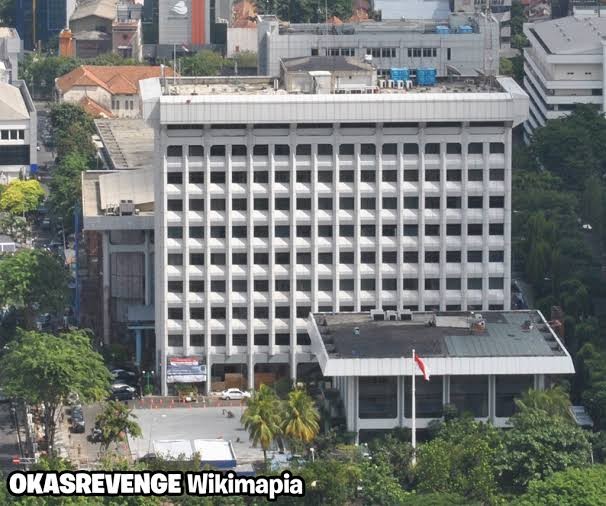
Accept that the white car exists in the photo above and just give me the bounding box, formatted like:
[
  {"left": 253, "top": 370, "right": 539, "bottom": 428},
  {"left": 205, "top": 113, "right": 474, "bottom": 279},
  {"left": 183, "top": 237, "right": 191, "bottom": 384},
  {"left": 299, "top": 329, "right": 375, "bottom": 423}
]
[{"left": 220, "top": 388, "right": 251, "bottom": 400}]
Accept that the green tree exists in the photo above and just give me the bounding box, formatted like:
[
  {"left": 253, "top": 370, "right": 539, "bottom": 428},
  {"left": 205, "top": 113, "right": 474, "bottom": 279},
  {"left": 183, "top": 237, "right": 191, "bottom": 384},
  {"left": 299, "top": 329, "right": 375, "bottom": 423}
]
[
  {"left": 514, "top": 386, "right": 573, "bottom": 421},
  {"left": 414, "top": 418, "right": 501, "bottom": 503},
  {"left": 240, "top": 384, "right": 283, "bottom": 462},
  {"left": 0, "top": 213, "right": 30, "bottom": 242},
  {"left": 369, "top": 431, "right": 415, "bottom": 488},
  {"left": 0, "top": 0, "right": 15, "bottom": 25},
  {"left": 180, "top": 50, "right": 228, "bottom": 76},
  {"left": 498, "top": 409, "right": 592, "bottom": 492},
  {"left": 20, "top": 55, "right": 80, "bottom": 99},
  {"left": 0, "top": 249, "right": 69, "bottom": 329},
  {"left": 49, "top": 102, "right": 95, "bottom": 139},
  {"left": 514, "top": 465, "right": 606, "bottom": 506},
  {"left": 95, "top": 400, "right": 142, "bottom": 451},
  {"left": 0, "top": 329, "right": 111, "bottom": 453},
  {"left": 499, "top": 57, "right": 513, "bottom": 76},
  {"left": 0, "top": 179, "right": 45, "bottom": 216},
  {"left": 281, "top": 387, "right": 320, "bottom": 445},
  {"left": 578, "top": 343, "right": 606, "bottom": 429}
]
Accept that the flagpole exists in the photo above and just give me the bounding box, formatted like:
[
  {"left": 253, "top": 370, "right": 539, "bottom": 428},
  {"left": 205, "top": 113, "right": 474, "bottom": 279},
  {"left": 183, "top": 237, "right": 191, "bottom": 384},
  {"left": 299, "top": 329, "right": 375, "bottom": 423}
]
[{"left": 412, "top": 348, "right": 416, "bottom": 465}]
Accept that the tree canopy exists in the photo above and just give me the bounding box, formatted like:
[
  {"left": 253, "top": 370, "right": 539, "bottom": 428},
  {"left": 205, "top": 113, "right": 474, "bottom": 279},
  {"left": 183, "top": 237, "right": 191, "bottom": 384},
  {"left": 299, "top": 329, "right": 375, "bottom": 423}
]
[
  {"left": 0, "top": 179, "right": 45, "bottom": 216},
  {"left": 0, "top": 329, "right": 110, "bottom": 452},
  {"left": 95, "top": 400, "right": 142, "bottom": 451}
]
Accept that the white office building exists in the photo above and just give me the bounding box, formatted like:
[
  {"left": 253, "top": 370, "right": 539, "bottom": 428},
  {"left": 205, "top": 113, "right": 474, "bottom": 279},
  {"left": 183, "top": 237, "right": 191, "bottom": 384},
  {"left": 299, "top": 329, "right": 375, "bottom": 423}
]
[
  {"left": 523, "top": 16, "right": 606, "bottom": 140},
  {"left": 139, "top": 64, "right": 528, "bottom": 395},
  {"left": 257, "top": 14, "right": 500, "bottom": 78}
]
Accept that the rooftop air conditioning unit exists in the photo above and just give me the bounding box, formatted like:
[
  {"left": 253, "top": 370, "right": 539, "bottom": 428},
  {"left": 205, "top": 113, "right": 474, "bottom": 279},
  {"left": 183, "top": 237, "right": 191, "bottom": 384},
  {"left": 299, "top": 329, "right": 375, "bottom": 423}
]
[
  {"left": 399, "top": 309, "right": 413, "bottom": 321},
  {"left": 370, "top": 309, "right": 385, "bottom": 321},
  {"left": 119, "top": 200, "right": 135, "bottom": 216}
]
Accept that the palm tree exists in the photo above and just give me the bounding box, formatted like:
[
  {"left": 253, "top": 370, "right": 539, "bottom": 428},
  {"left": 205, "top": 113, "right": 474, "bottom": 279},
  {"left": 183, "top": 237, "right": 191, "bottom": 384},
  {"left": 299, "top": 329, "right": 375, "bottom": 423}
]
[
  {"left": 95, "top": 400, "right": 142, "bottom": 451},
  {"left": 282, "top": 387, "right": 320, "bottom": 445},
  {"left": 514, "top": 386, "right": 574, "bottom": 421},
  {"left": 240, "top": 385, "right": 282, "bottom": 463}
]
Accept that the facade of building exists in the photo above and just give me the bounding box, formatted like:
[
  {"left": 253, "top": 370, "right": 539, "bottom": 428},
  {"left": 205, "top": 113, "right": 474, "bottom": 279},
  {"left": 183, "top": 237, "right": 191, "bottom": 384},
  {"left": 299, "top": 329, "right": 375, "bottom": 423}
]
[
  {"left": 55, "top": 65, "right": 172, "bottom": 118},
  {"left": 16, "top": 0, "right": 70, "bottom": 50},
  {"left": 0, "top": 28, "right": 22, "bottom": 83},
  {"left": 138, "top": 69, "right": 528, "bottom": 395},
  {"left": 523, "top": 16, "right": 606, "bottom": 140},
  {"left": 112, "top": 1, "right": 143, "bottom": 61},
  {"left": 257, "top": 14, "right": 500, "bottom": 77},
  {"left": 307, "top": 310, "right": 574, "bottom": 440},
  {"left": 158, "top": 0, "right": 208, "bottom": 47},
  {"left": 0, "top": 80, "right": 37, "bottom": 183},
  {"left": 70, "top": 0, "right": 118, "bottom": 35}
]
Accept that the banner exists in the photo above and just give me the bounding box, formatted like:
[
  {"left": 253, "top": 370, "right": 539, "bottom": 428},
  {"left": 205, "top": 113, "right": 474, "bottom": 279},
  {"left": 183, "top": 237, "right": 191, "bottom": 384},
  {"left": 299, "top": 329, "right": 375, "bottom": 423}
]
[{"left": 167, "top": 357, "right": 206, "bottom": 383}]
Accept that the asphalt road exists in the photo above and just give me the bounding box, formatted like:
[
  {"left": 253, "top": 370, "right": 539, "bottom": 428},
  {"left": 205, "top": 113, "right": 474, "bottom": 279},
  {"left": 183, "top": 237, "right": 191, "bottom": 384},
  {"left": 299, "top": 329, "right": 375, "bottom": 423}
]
[{"left": 0, "top": 402, "right": 19, "bottom": 474}]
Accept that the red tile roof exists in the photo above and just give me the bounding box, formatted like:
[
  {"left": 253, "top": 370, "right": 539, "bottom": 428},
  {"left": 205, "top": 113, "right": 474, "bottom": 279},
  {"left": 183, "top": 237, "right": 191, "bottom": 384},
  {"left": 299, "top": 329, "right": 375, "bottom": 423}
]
[
  {"left": 78, "top": 96, "right": 115, "bottom": 118},
  {"left": 56, "top": 65, "right": 175, "bottom": 96}
]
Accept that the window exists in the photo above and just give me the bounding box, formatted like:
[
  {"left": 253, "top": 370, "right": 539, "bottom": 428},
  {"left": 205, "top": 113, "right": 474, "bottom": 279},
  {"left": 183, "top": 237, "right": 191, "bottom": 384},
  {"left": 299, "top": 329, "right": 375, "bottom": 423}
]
[
  {"left": 232, "top": 226, "right": 246, "bottom": 238},
  {"left": 383, "top": 143, "right": 397, "bottom": 155},
  {"left": 255, "top": 307, "right": 269, "bottom": 319},
  {"left": 232, "top": 279, "right": 247, "bottom": 291},
  {"left": 425, "top": 224, "right": 439, "bottom": 236},
  {"left": 468, "top": 223, "right": 483, "bottom": 236},
  {"left": 210, "top": 145, "right": 225, "bottom": 157},
  {"left": 425, "top": 143, "right": 440, "bottom": 155},
  {"left": 383, "top": 197, "right": 397, "bottom": 209},
  {"left": 318, "top": 144, "right": 332, "bottom": 155},
  {"left": 296, "top": 144, "right": 311, "bottom": 156},
  {"left": 404, "top": 251, "right": 418, "bottom": 262},
  {"left": 404, "top": 197, "right": 419, "bottom": 209},
  {"left": 383, "top": 278, "right": 397, "bottom": 290},
  {"left": 190, "top": 334, "right": 204, "bottom": 347},
  {"left": 425, "top": 197, "right": 440, "bottom": 209},
  {"left": 489, "top": 277, "right": 504, "bottom": 289},
  {"left": 363, "top": 225, "right": 377, "bottom": 236},
  {"left": 275, "top": 306, "right": 290, "bottom": 318},
  {"left": 190, "top": 172, "right": 204, "bottom": 184},
  {"left": 340, "top": 170, "right": 354, "bottom": 183},
  {"left": 361, "top": 170, "right": 376, "bottom": 183},
  {"left": 167, "top": 227, "right": 182, "bottom": 239},
  {"left": 296, "top": 171, "right": 311, "bottom": 183},
  {"left": 167, "top": 253, "right": 182, "bottom": 266},
  {"left": 189, "top": 145, "right": 203, "bottom": 157},
  {"left": 211, "top": 253, "right": 226, "bottom": 265},
  {"left": 296, "top": 306, "right": 311, "bottom": 318},
  {"left": 468, "top": 250, "right": 482, "bottom": 262},
  {"left": 276, "top": 333, "right": 290, "bottom": 345},
  {"left": 361, "top": 251, "right": 376, "bottom": 263},
  {"left": 254, "top": 280, "right": 269, "bottom": 292},
  {"left": 275, "top": 279, "right": 290, "bottom": 291},
  {"left": 403, "top": 225, "right": 418, "bottom": 236},
  {"left": 232, "top": 198, "right": 247, "bottom": 211},
  {"left": 383, "top": 170, "right": 397, "bottom": 182},
  {"left": 254, "top": 198, "right": 269, "bottom": 210},
  {"left": 233, "top": 334, "right": 247, "bottom": 346},
  {"left": 168, "top": 335, "right": 183, "bottom": 347},
  {"left": 360, "top": 279, "right": 375, "bottom": 291},
  {"left": 447, "top": 170, "right": 462, "bottom": 182},
  {"left": 490, "top": 143, "right": 505, "bottom": 154},
  {"left": 275, "top": 144, "right": 290, "bottom": 156},
  {"left": 275, "top": 171, "right": 289, "bottom": 183},
  {"left": 447, "top": 47, "right": 451, "bottom": 60},
  {"left": 275, "top": 225, "right": 289, "bottom": 238},
  {"left": 489, "top": 250, "right": 504, "bottom": 262},
  {"left": 489, "top": 223, "right": 504, "bottom": 235},
  {"left": 403, "top": 278, "right": 418, "bottom": 290},
  {"left": 446, "top": 143, "right": 461, "bottom": 154},
  {"left": 382, "top": 251, "right": 397, "bottom": 263},
  {"left": 189, "top": 199, "right": 204, "bottom": 211},
  {"left": 296, "top": 225, "right": 311, "bottom": 237},
  {"left": 496, "top": 375, "right": 533, "bottom": 417},
  {"left": 167, "top": 200, "right": 182, "bottom": 211},
  {"left": 425, "top": 278, "right": 440, "bottom": 290},
  {"left": 467, "top": 278, "right": 482, "bottom": 290},
  {"left": 468, "top": 143, "right": 483, "bottom": 154},
  {"left": 275, "top": 252, "right": 290, "bottom": 264},
  {"left": 168, "top": 307, "right": 183, "bottom": 320},
  {"left": 404, "top": 170, "right": 419, "bottom": 182},
  {"left": 211, "top": 333, "right": 226, "bottom": 346},
  {"left": 468, "top": 196, "right": 483, "bottom": 209},
  {"left": 318, "top": 279, "right": 333, "bottom": 291},
  {"left": 340, "top": 225, "right": 354, "bottom": 237},
  {"left": 254, "top": 253, "right": 269, "bottom": 264},
  {"left": 185, "top": 225, "right": 203, "bottom": 240},
  {"left": 168, "top": 281, "right": 183, "bottom": 292},
  {"left": 425, "top": 251, "right": 439, "bottom": 263},
  {"left": 447, "top": 197, "right": 461, "bottom": 209},
  {"left": 167, "top": 172, "right": 182, "bottom": 184},
  {"left": 211, "top": 226, "right": 226, "bottom": 238},
  {"left": 490, "top": 169, "right": 504, "bottom": 181},
  {"left": 318, "top": 252, "right": 333, "bottom": 264},
  {"left": 468, "top": 169, "right": 483, "bottom": 181},
  {"left": 359, "top": 377, "right": 397, "bottom": 419},
  {"left": 190, "top": 307, "right": 205, "bottom": 319},
  {"left": 167, "top": 146, "right": 182, "bottom": 157},
  {"left": 210, "top": 172, "right": 225, "bottom": 184},
  {"left": 318, "top": 171, "right": 333, "bottom": 183},
  {"left": 232, "top": 171, "right": 247, "bottom": 183},
  {"left": 297, "top": 198, "right": 311, "bottom": 210},
  {"left": 253, "top": 144, "right": 268, "bottom": 156},
  {"left": 254, "top": 171, "right": 269, "bottom": 183},
  {"left": 446, "top": 251, "right": 461, "bottom": 263},
  {"left": 451, "top": 376, "right": 488, "bottom": 417},
  {"left": 190, "top": 253, "right": 204, "bottom": 265},
  {"left": 340, "top": 251, "right": 354, "bottom": 264},
  {"left": 339, "top": 144, "right": 355, "bottom": 156},
  {"left": 425, "top": 170, "right": 440, "bottom": 182},
  {"left": 381, "top": 47, "right": 396, "bottom": 58},
  {"left": 297, "top": 279, "right": 311, "bottom": 291},
  {"left": 211, "top": 199, "right": 226, "bottom": 211},
  {"left": 318, "top": 198, "right": 333, "bottom": 210},
  {"left": 211, "top": 280, "right": 226, "bottom": 292},
  {"left": 275, "top": 198, "right": 289, "bottom": 210},
  {"left": 232, "top": 145, "right": 247, "bottom": 156},
  {"left": 340, "top": 279, "right": 354, "bottom": 291},
  {"left": 318, "top": 225, "right": 332, "bottom": 237},
  {"left": 490, "top": 196, "right": 505, "bottom": 208},
  {"left": 296, "top": 252, "right": 311, "bottom": 264},
  {"left": 446, "top": 278, "right": 461, "bottom": 290}
]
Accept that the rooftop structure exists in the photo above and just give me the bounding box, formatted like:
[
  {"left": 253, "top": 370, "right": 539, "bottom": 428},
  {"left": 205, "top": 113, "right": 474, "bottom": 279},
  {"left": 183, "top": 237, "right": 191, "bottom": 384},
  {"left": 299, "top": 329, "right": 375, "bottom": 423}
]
[
  {"left": 373, "top": 0, "right": 450, "bottom": 20},
  {"left": 95, "top": 118, "right": 155, "bottom": 170},
  {"left": 522, "top": 16, "right": 606, "bottom": 140},
  {"left": 307, "top": 310, "right": 574, "bottom": 438},
  {"left": 0, "top": 28, "right": 22, "bottom": 83}
]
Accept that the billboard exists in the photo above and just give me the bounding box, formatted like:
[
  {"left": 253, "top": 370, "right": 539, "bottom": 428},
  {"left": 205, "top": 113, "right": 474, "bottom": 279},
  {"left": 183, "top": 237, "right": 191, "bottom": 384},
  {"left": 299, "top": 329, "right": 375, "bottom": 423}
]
[
  {"left": 166, "top": 356, "right": 207, "bottom": 383},
  {"left": 159, "top": 0, "right": 192, "bottom": 45}
]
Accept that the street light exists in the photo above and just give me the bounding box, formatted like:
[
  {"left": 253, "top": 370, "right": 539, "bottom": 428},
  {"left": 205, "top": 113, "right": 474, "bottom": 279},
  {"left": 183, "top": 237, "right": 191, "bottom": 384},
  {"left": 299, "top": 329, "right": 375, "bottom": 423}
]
[{"left": 142, "top": 370, "right": 155, "bottom": 396}]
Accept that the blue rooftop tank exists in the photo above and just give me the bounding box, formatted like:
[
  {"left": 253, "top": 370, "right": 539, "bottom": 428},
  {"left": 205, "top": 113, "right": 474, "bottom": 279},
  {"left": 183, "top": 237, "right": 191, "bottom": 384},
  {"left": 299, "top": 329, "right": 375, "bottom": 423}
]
[
  {"left": 458, "top": 25, "right": 473, "bottom": 34},
  {"left": 416, "top": 67, "right": 437, "bottom": 86},
  {"left": 436, "top": 25, "right": 450, "bottom": 34},
  {"left": 390, "top": 67, "right": 409, "bottom": 82}
]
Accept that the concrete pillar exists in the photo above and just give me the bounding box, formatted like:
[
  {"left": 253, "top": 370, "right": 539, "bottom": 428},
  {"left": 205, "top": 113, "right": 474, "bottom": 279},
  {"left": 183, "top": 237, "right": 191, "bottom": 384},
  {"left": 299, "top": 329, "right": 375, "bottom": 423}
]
[
  {"left": 248, "top": 353, "right": 254, "bottom": 391},
  {"left": 204, "top": 355, "right": 212, "bottom": 396},
  {"left": 488, "top": 375, "right": 496, "bottom": 422},
  {"left": 144, "top": 231, "right": 152, "bottom": 306},
  {"left": 102, "top": 231, "right": 111, "bottom": 345},
  {"left": 534, "top": 374, "right": 545, "bottom": 390},
  {"left": 602, "top": 40, "right": 606, "bottom": 114},
  {"left": 135, "top": 328, "right": 143, "bottom": 367},
  {"left": 398, "top": 376, "right": 405, "bottom": 427},
  {"left": 345, "top": 376, "right": 356, "bottom": 432}
]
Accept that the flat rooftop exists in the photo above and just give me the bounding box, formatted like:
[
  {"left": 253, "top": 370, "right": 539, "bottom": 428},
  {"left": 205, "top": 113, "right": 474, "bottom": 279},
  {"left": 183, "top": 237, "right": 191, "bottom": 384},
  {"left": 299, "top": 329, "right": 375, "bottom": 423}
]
[
  {"left": 162, "top": 75, "right": 501, "bottom": 96},
  {"left": 95, "top": 119, "right": 154, "bottom": 170},
  {"left": 529, "top": 16, "right": 606, "bottom": 55},
  {"left": 313, "top": 310, "right": 567, "bottom": 359}
]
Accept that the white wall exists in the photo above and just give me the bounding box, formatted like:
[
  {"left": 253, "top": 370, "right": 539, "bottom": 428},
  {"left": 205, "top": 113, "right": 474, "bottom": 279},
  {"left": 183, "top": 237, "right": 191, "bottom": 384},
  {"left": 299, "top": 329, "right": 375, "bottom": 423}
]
[{"left": 227, "top": 27, "right": 257, "bottom": 58}]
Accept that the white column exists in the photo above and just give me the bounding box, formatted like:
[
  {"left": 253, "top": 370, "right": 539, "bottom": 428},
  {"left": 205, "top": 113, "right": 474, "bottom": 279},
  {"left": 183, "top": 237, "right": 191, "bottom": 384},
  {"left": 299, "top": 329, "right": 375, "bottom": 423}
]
[
  {"left": 602, "top": 40, "right": 606, "bottom": 114},
  {"left": 102, "top": 231, "right": 111, "bottom": 345},
  {"left": 418, "top": 126, "right": 426, "bottom": 310},
  {"left": 353, "top": 143, "right": 361, "bottom": 311},
  {"left": 183, "top": 143, "right": 191, "bottom": 358},
  {"left": 503, "top": 125, "right": 513, "bottom": 310},
  {"left": 439, "top": 141, "right": 447, "bottom": 310},
  {"left": 461, "top": 124, "right": 470, "bottom": 310},
  {"left": 288, "top": 124, "right": 297, "bottom": 383},
  {"left": 482, "top": 141, "right": 490, "bottom": 310},
  {"left": 203, "top": 128, "right": 212, "bottom": 395}
]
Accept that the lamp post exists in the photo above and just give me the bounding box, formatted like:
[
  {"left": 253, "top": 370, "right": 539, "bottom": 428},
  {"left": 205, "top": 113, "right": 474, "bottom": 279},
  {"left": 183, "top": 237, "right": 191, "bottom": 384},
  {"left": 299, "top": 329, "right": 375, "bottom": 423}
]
[{"left": 142, "top": 370, "right": 155, "bottom": 395}]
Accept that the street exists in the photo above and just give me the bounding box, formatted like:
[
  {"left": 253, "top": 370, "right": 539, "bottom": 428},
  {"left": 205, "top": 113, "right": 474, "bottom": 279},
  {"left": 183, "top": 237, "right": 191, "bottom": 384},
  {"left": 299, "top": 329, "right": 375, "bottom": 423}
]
[{"left": 0, "top": 402, "right": 19, "bottom": 474}]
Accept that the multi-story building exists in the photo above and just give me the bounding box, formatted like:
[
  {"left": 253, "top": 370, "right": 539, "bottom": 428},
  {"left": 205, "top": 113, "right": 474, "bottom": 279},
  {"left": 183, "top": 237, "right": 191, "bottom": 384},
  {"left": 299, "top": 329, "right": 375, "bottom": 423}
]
[
  {"left": 257, "top": 14, "right": 500, "bottom": 77},
  {"left": 0, "top": 80, "right": 37, "bottom": 183},
  {"left": 139, "top": 63, "right": 528, "bottom": 395},
  {"left": 523, "top": 16, "right": 606, "bottom": 140},
  {"left": 308, "top": 310, "right": 574, "bottom": 441},
  {"left": 0, "top": 28, "right": 22, "bottom": 83},
  {"left": 15, "top": 0, "right": 76, "bottom": 50}
]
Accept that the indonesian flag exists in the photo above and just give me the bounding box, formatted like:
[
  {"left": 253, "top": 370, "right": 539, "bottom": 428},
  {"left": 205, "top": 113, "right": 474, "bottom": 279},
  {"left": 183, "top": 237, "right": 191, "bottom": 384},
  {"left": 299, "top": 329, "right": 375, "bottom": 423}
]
[{"left": 415, "top": 354, "right": 430, "bottom": 381}]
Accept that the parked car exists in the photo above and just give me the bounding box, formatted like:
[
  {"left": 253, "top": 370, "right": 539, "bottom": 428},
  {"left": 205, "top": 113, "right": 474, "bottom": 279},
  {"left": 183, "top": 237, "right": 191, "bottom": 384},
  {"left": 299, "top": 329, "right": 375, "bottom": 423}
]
[
  {"left": 220, "top": 388, "right": 251, "bottom": 400},
  {"left": 109, "top": 383, "right": 137, "bottom": 401},
  {"left": 70, "top": 405, "right": 85, "bottom": 433},
  {"left": 110, "top": 369, "right": 138, "bottom": 387}
]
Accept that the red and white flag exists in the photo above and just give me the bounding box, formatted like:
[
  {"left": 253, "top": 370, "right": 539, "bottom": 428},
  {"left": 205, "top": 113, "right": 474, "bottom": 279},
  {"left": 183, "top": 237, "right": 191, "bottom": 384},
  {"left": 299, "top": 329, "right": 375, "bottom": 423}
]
[{"left": 414, "top": 354, "right": 430, "bottom": 381}]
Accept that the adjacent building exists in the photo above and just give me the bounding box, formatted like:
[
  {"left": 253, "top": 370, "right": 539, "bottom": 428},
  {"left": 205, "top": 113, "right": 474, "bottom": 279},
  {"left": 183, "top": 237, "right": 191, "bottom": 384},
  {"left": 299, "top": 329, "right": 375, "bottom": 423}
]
[
  {"left": 0, "top": 80, "right": 37, "bottom": 183},
  {"left": 137, "top": 64, "right": 527, "bottom": 395},
  {"left": 15, "top": 0, "right": 76, "bottom": 50},
  {"left": 257, "top": 14, "right": 500, "bottom": 77},
  {"left": 0, "top": 28, "right": 22, "bottom": 83},
  {"left": 523, "top": 16, "right": 606, "bottom": 140},
  {"left": 55, "top": 65, "right": 173, "bottom": 118},
  {"left": 307, "top": 310, "right": 574, "bottom": 440}
]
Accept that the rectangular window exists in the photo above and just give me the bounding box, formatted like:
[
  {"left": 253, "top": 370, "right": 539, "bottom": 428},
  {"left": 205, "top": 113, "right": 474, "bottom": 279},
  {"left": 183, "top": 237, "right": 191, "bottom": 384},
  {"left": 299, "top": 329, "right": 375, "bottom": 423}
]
[
  {"left": 168, "top": 307, "right": 183, "bottom": 320},
  {"left": 468, "top": 250, "right": 482, "bottom": 262},
  {"left": 275, "top": 171, "right": 289, "bottom": 183},
  {"left": 425, "top": 170, "right": 440, "bottom": 182},
  {"left": 318, "top": 252, "right": 333, "bottom": 264},
  {"left": 490, "top": 169, "right": 504, "bottom": 181},
  {"left": 254, "top": 198, "right": 269, "bottom": 211},
  {"left": 318, "top": 225, "right": 333, "bottom": 237},
  {"left": 232, "top": 279, "right": 247, "bottom": 291},
  {"left": 404, "top": 197, "right": 419, "bottom": 209},
  {"left": 489, "top": 250, "right": 504, "bottom": 262},
  {"left": 489, "top": 277, "right": 504, "bottom": 289},
  {"left": 425, "top": 251, "right": 439, "bottom": 263},
  {"left": 404, "top": 251, "right": 418, "bottom": 263},
  {"left": 254, "top": 307, "right": 269, "bottom": 319},
  {"left": 190, "top": 307, "right": 205, "bottom": 319},
  {"left": 232, "top": 171, "right": 247, "bottom": 183},
  {"left": 489, "top": 223, "right": 504, "bottom": 235},
  {"left": 425, "top": 197, "right": 440, "bottom": 209},
  {"left": 275, "top": 225, "right": 289, "bottom": 238},
  {"left": 167, "top": 254, "right": 182, "bottom": 266},
  {"left": 167, "top": 227, "right": 182, "bottom": 239},
  {"left": 190, "top": 253, "right": 204, "bottom": 265},
  {"left": 468, "top": 224, "right": 483, "bottom": 236},
  {"left": 446, "top": 251, "right": 461, "bottom": 263},
  {"left": 339, "top": 225, "right": 354, "bottom": 237},
  {"left": 297, "top": 198, "right": 312, "bottom": 210},
  {"left": 297, "top": 279, "right": 312, "bottom": 291},
  {"left": 211, "top": 253, "right": 226, "bottom": 265},
  {"left": 275, "top": 252, "right": 290, "bottom": 264},
  {"left": 383, "top": 170, "right": 397, "bottom": 182},
  {"left": 168, "top": 335, "right": 183, "bottom": 347},
  {"left": 339, "top": 170, "right": 354, "bottom": 183},
  {"left": 190, "top": 334, "right": 204, "bottom": 347},
  {"left": 190, "top": 172, "right": 204, "bottom": 184},
  {"left": 404, "top": 170, "right": 418, "bottom": 182},
  {"left": 403, "top": 225, "right": 418, "bottom": 237},
  {"left": 232, "top": 198, "right": 247, "bottom": 211},
  {"left": 210, "top": 280, "right": 226, "bottom": 292},
  {"left": 318, "top": 198, "right": 333, "bottom": 210},
  {"left": 275, "top": 279, "right": 290, "bottom": 291},
  {"left": 167, "top": 200, "right": 183, "bottom": 211},
  {"left": 211, "top": 333, "right": 226, "bottom": 345},
  {"left": 254, "top": 171, "right": 269, "bottom": 183},
  {"left": 467, "top": 278, "right": 483, "bottom": 290},
  {"left": 361, "top": 251, "right": 376, "bottom": 263},
  {"left": 468, "top": 169, "right": 483, "bottom": 181},
  {"left": 490, "top": 196, "right": 505, "bottom": 208},
  {"left": 254, "top": 280, "right": 269, "bottom": 292},
  {"left": 425, "top": 278, "right": 440, "bottom": 290},
  {"left": 425, "top": 224, "right": 440, "bottom": 236},
  {"left": 468, "top": 196, "right": 483, "bottom": 209},
  {"left": 318, "top": 279, "right": 333, "bottom": 291},
  {"left": 211, "top": 199, "right": 226, "bottom": 211},
  {"left": 210, "top": 172, "right": 225, "bottom": 184},
  {"left": 296, "top": 252, "right": 312, "bottom": 264},
  {"left": 167, "top": 173, "right": 182, "bottom": 184},
  {"left": 382, "top": 251, "right": 397, "bottom": 263},
  {"left": 340, "top": 251, "right": 354, "bottom": 264},
  {"left": 296, "top": 225, "right": 311, "bottom": 237},
  {"left": 446, "top": 278, "right": 461, "bottom": 290},
  {"left": 383, "top": 278, "right": 397, "bottom": 290},
  {"left": 447, "top": 197, "right": 461, "bottom": 209},
  {"left": 275, "top": 198, "right": 289, "bottom": 210},
  {"left": 254, "top": 253, "right": 269, "bottom": 265},
  {"left": 167, "top": 281, "right": 183, "bottom": 292},
  {"left": 403, "top": 278, "right": 418, "bottom": 290},
  {"left": 383, "top": 197, "right": 397, "bottom": 209}
]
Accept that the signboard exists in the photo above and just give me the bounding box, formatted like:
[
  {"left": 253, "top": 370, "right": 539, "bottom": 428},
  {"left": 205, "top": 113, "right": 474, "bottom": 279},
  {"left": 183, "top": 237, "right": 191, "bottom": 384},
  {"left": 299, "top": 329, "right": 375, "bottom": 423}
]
[
  {"left": 166, "top": 357, "right": 206, "bottom": 383},
  {"left": 159, "top": 0, "right": 192, "bottom": 45}
]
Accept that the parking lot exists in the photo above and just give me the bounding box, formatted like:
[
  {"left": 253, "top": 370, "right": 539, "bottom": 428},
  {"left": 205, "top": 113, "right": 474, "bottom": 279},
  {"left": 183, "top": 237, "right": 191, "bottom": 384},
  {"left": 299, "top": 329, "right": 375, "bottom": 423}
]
[{"left": 128, "top": 406, "right": 264, "bottom": 464}]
